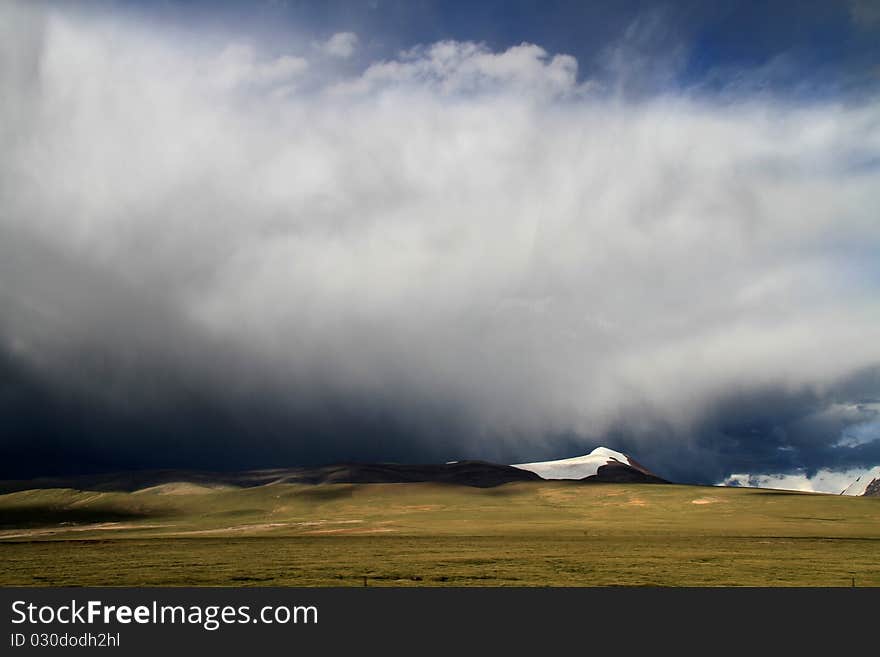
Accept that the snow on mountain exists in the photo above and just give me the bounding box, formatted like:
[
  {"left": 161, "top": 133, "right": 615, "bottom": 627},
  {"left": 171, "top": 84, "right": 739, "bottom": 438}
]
[
  {"left": 511, "top": 446, "right": 660, "bottom": 481},
  {"left": 840, "top": 466, "right": 880, "bottom": 496}
]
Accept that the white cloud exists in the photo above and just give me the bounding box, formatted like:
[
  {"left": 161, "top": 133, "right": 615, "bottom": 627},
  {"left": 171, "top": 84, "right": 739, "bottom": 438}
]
[
  {"left": 212, "top": 43, "right": 308, "bottom": 89},
  {"left": 722, "top": 470, "right": 866, "bottom": 494},
  {"left": 332, "top": 41, "right": 579, "bottom": 97},
  {"left": 319, "top": 31, "right": 359, "bottom": 58}
]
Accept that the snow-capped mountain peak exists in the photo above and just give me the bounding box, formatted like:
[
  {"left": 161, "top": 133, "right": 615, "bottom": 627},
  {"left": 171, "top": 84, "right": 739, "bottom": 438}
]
[
  {"left": 585, "top": 446, "right": 631, "bottom": 464},
  {"left": 511, "top": 446, "right": 664, "bottom": 483}
]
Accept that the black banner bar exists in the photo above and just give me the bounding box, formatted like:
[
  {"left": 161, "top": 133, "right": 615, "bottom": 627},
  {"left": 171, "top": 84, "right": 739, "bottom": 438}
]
[{"left": 0, "top": 587, "right": 874, "bottom": 654}]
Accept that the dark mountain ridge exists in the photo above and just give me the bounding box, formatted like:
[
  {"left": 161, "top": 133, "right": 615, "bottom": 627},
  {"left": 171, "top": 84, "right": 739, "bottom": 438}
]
[{"left": 0, "top": 460, "right": 542, "bottom": 494}]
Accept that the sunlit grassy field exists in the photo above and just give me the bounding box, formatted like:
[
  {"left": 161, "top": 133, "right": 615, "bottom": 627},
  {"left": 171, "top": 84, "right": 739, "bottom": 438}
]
[{"left": 1, "top": 482, "right": 878, "bottom": 586}]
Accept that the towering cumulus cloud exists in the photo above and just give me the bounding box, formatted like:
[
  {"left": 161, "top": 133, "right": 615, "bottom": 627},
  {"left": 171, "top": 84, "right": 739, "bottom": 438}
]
[{"left": 1, "top": 2, "right": 879, "bottom": 482}]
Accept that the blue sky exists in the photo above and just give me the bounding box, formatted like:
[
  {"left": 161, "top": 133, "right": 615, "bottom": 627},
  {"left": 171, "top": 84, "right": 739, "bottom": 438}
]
[{"left": 80, "top": 0, "right": 880, "bottom": 100}]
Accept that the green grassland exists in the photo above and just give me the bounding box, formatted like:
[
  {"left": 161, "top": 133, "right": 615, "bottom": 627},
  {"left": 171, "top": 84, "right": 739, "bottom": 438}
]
[{"left": 1, "top": 481, "right": 879, "bottom": 586}]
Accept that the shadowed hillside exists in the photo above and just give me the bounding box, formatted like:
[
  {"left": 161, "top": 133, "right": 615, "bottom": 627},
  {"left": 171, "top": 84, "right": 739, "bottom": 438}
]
[{"left": 0, "top": 461, "right": 540, "bottom": 495}]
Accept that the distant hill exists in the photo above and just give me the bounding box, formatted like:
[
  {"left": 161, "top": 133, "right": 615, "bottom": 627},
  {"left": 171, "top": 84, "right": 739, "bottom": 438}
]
[
  {"left": 841, "top": 466, "right": 880, "bottom": 497},
  {"left": 0, "top": 460, "right": 541, "bottom": 494},
  {"left": 511, "top": 446, "right": 668, "bottom": 484}
]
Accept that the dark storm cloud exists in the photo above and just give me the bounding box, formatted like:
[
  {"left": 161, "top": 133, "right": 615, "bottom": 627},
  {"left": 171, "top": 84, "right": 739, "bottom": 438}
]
[
  {"left": 0, "top": 341, "right": 475, "bottom": 478},
  {"left": 610, "top": 372, "right": 880, "bottom": 484},
  {"left": 1, "top": 2, "right": 880, "bottom": 483},
  {"left": 0, "top": 224, "right": 477, "bottom": 477}
]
